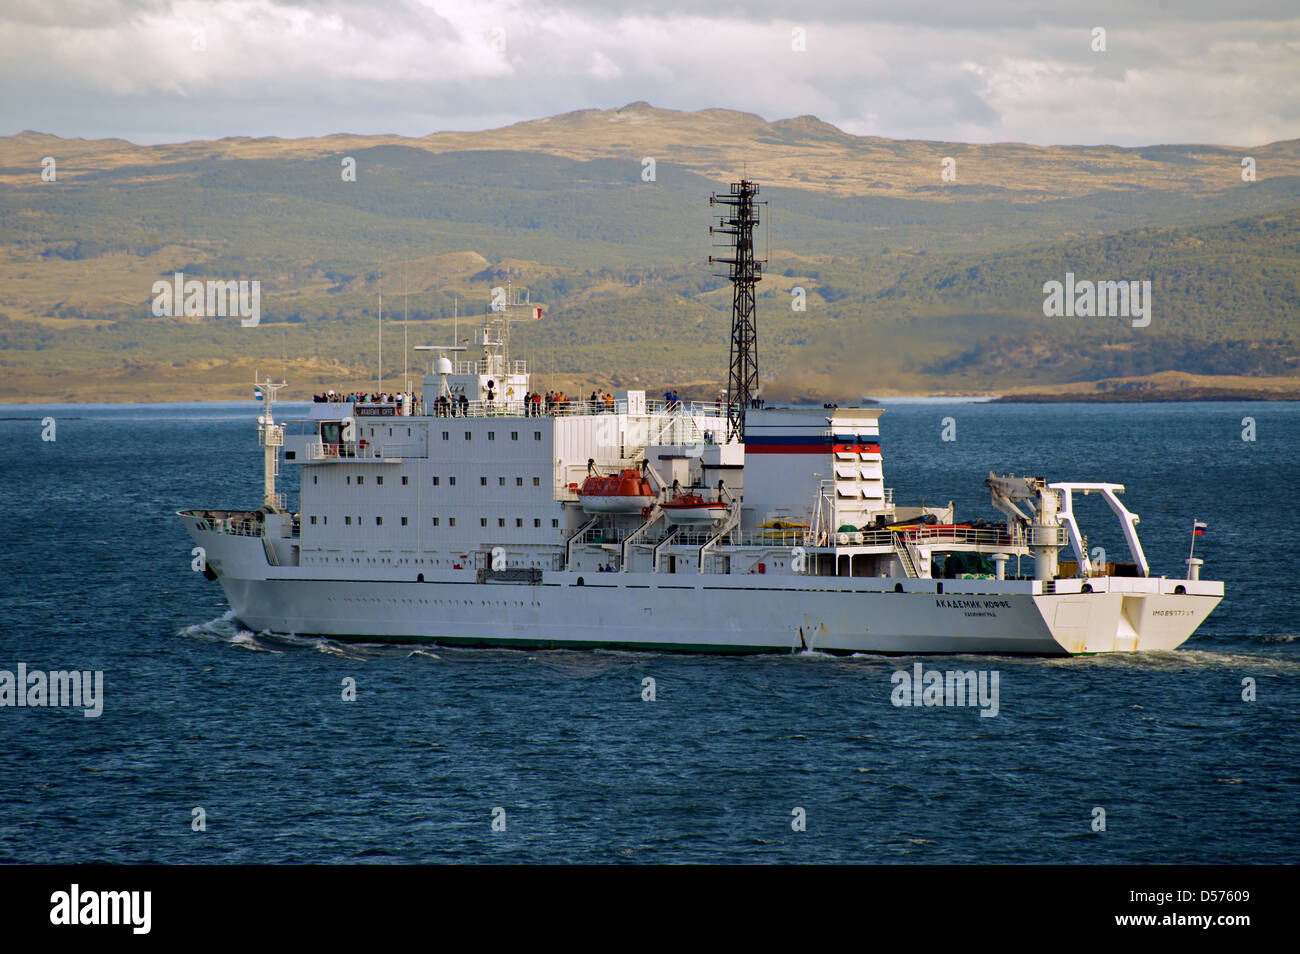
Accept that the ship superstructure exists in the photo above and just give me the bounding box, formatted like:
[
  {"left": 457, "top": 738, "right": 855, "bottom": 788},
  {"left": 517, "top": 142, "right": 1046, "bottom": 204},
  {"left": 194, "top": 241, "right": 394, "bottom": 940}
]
[{"left": 179, "top": 182, "right": 1223, "bottom": 654}]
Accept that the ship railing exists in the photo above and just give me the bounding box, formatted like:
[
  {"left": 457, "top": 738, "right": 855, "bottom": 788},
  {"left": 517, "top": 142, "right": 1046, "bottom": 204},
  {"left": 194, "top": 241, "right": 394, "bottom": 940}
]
[
  {"left": 305, "top": 439, "right": 412, "bottom": 461},
  {"left": 715, "top": 526, "right": 1028, "bottom": 550},
  {"left": 644, "top": 399, "right": 727, "bottom": 418},
  {"left": 449, "top": 359, "right": 529, "bottom": 376},
  {"left": 413, "top": 397, "right": 730, "bottom": 422},
  {"left": 188, "top": 510, "right": 265, "bottom": 538}
]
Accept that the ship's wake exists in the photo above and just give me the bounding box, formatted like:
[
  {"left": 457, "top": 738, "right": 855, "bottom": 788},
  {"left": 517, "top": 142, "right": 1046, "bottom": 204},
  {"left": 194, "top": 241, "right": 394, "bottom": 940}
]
[{"left": 177, "top": 613, "right": 443, "bottom": 661}]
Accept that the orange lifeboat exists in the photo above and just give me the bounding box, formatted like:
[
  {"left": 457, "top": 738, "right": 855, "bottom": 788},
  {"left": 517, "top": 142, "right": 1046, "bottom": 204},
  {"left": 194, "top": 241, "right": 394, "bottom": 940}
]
[
  {"left": 576, "top": 468, "right": 656, "bottom": 514},
  {"left": 661, "top": 491, "right": 727, "bottom": 526}
]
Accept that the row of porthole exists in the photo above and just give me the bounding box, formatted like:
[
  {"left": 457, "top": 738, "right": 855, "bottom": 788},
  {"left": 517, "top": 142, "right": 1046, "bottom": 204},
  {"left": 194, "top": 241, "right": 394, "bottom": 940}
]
[{"left": 337, "top": 596, "right": 538, "bottom": 608}]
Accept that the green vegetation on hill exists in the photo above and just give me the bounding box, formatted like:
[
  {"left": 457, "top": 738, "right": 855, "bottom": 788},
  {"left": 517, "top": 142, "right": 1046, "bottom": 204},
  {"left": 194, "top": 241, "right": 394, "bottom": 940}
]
[{"left": 0, "top": 104, "right": 1297, "bottom": 402}]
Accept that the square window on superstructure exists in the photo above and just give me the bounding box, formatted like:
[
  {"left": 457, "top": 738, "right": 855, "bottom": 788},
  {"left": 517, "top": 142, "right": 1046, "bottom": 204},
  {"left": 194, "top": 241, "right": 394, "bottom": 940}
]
[
  {"left": 442, "top": 431, "right": 449, "bottom": 440},
  {"left": 449, "top": 517, "right": 456, "bottom": 527},
  {"left": 498, "top": 518, "right": 505, "bottom": 527},
  {"left": 357, "top": 475, "right": 364, "bottom": 485},
  {"left": 465, "top": 432, "right": 471, "bottom": 440},
  {"left": 516, "top": 518, "right": 523, "bottom": 528},
  {"left": 449, "top": 476, "right": 456, "bottom": 486},
  {"left": 480, "top": 477, "right": 487, "bottom": 486},
  {"left": 533, "top": 519, "right": 540, "bottom": 528},
  {"left": 532, "top": 477, "right": 540, "bottom": 486},
  {"left": 534, "top": 432, "right": 541, "bottom": 440},
  {"left": 552, "top": 519, "right": 559, "bottom": 528},
  {"left": 402, "top": 476, "right": 409, "bottom": 485},
  {"left": 376, "top": 476, "right": 384, "bottom": 485},
  {"left": 432, "top": 517, "right": 440, "bottom": 526},
  {"left": 516, "top": 477, "right": 523, "bottom": 486},
  {"left": 345, "top": 516, "right": 352, "bottom": 525},
  {"left": 511, "top": 432, "right": 518, "bottom": 441},
  {"left": 401, "top": 517, "right": 408, "bottom": 526},
  {"left": 376, "top": 516, "right": 382, "bottom": 526},
  {"left": 432, "top": 476, "right": 439, "bottom": 486},
  {"left": 498, "top": 477, "right": 505, "bottom": 486},
  {"left": 488, "top": 432, "right": 495, "bottom": 441},
  {"left": 480, "top": 518, "right": 487, "bottom": 527},
  {"left": 310, "top": 515, "right": 317, "bottom": 525}
]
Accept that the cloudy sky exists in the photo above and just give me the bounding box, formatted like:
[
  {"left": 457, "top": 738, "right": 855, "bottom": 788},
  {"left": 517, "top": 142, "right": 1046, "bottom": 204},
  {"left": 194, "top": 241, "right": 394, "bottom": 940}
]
[{"left": 3, "top": 0, "right": 1297, "bottom": 146}]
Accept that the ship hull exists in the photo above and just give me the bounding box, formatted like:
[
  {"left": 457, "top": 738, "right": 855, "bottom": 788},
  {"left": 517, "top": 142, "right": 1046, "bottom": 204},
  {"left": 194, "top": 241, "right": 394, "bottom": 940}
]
[
  {"left": 183, "top": 520, "right": 1221, "bottom": 656},
  {"left": 199, "top": 567, "right": 1217, "bottom": 658}
]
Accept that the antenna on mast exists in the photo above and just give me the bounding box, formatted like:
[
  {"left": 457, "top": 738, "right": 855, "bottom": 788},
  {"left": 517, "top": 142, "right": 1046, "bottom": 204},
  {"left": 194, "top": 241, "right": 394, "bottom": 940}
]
[
  {"left": 710, "top": 178, "right": 766, "bottom": 443},
  {"left": 378, "top": 267, "right": 383, "bottom": 393}
]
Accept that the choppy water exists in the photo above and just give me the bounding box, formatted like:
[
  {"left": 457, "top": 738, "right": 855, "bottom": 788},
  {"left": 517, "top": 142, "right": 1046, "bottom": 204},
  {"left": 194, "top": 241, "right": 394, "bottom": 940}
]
[{"left": 0, "top": 401, "right": 1296, "bottom": 863}]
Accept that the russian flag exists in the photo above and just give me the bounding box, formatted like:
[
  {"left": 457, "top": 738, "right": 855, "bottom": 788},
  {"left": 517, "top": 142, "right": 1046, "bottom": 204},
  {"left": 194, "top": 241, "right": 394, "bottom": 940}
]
[{"left": 1193, "top": 520, "right": 1207, "bottom": 536}]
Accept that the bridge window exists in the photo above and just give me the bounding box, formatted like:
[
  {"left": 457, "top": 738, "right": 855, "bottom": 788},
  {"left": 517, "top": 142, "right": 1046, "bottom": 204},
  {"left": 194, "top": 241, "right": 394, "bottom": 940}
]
[
  {"left": 481, "top": 518, "right": 488, "bottom": 527},
  {"left": 499, "top": 477, "right": 506, "bottom": 486},
  {"left": 345, "top": 516, "right": 352, "bottom": 525},
  {"left": 432, "top": 476, "right": 439, "bottom": 486},
  {"left": 376, "top": 476, "right": 383, "bottom": 485},
  {"left": 498, "top": 518, "right": 506, "bottom": 527},
  {"left": 516, "top": 477, "right": 523, "bottom": 486},
  {"left": 401, "top": 517, "right": 408, "bottom": 526},
  {"left": 432, "top": 517, "right": 439, "bottom": 527},
  {"left": 449, "top": 477, "right": 456, "bottom": 486},
  {"left": 376, "top": 517, "right": 382, "bottom": 526},
  {"left": 516, "top": 518, "right": 523, "bottom": 528},
  {"left": 357, "top": 475, "right": 364, "bottom": 485},
  {"left": 480, "top": 476, "right": 487, "bottom": 486},
  {"left": 401, "top": 476, "right": 408, "bottom": 485},
  {"left": 449, "top": 518, "right": 456, "bottom": 527},
  {"left": 534, "top": 519, "right": 541, "bottom": 528},
  {"left": 533, "top": 477, "right": 540, "bottom": 486}
]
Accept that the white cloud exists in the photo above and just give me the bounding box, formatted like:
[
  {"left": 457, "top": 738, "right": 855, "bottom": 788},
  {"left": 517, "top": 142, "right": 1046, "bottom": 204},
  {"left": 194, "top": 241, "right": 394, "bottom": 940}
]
[{"left": 0, "top": 0, "right": 1295, "bottom": 145}]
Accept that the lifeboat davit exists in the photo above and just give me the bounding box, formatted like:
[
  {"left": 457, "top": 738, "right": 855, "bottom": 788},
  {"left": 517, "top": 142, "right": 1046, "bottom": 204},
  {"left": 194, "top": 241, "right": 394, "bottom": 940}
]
[
  {"left": 576, "top": 468, "right": 656, "bottom": 513},
  {"left": 661, "top": 492, "right": 727, "bottom": 526}
]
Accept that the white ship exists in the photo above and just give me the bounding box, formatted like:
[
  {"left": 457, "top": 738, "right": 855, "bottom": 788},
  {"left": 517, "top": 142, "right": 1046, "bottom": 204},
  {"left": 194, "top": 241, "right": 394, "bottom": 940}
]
[{"left": 180, "top": 181, "right": 1222, "bottom": 654}]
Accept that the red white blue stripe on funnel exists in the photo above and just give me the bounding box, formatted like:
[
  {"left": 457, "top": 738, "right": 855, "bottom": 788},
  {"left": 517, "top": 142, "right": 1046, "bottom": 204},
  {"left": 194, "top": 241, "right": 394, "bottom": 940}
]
[{"left": 746, "top": 435, "right": 881, "bottom": 455}]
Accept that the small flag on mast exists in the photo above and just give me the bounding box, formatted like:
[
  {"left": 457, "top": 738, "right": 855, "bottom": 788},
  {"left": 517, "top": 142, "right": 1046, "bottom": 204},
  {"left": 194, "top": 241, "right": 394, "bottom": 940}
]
[
  {"left": 254, "top": 387, "right": 264, "bottom": 401},
  {"left": 1193, "top": 520, "right": 1207, "bottom": 536}
]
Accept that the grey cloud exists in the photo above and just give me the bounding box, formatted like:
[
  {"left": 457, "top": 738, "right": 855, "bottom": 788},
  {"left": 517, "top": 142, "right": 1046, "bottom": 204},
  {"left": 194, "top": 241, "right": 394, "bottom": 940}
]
[{"left": 0, "top": 0, "right": 1295, "bottom": 146}]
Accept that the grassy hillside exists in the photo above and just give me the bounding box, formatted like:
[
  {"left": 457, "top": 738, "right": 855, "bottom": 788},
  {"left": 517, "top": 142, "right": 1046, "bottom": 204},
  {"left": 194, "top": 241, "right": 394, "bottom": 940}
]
[{"left": 0, "top": 103, "right": 1296, "bottom": 402}]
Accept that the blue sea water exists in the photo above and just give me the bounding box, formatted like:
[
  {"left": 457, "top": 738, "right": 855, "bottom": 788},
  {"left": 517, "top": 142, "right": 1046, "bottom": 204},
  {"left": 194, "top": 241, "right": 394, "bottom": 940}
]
[{"left": 0, "top": 400, "right": 1296, "bottom": 864}]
